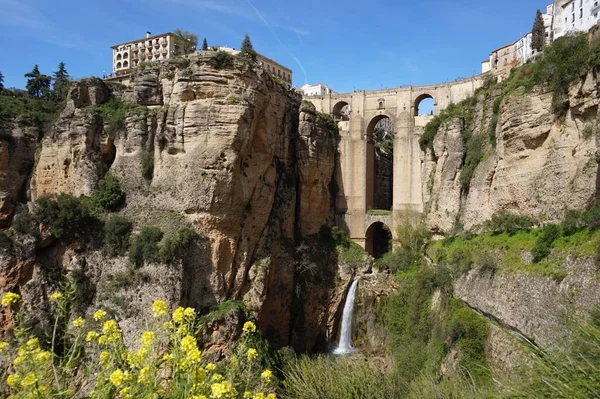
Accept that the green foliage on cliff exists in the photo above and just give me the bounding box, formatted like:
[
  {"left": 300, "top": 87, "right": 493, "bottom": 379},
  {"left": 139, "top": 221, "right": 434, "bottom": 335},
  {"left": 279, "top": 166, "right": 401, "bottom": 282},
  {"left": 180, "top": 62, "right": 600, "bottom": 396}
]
[
  {"left": 376, "top": 214, "right": 430, "bottom": 273},
  {"left": 141, "top": 151, "right": 154, "bottom": 181},
  {"left": 34, "top": 194, "right": 102, "bottom": 242},
  {"left": 89, "top": 174, "right": 125, "bottom": 212},
  {"left": 104, "top": 215, "right": 132, "bottom": 255},
  {"left": 128, "top": 227, "right": 164, "bottom": 267},
  {"left": 210, "top": 51, "right": 234, "bottom": 69},
  {"left": 531, "top": 223, "right": 561, "bottom": 262},
  {"left": 0, "top": 89, "right": 62, "bottom": 138},
  {"left": 316, "top": 112, "right": 339, "bottom": 137},
  {"left": 159, "top": 227, "right": 200, "bottom": 264}
]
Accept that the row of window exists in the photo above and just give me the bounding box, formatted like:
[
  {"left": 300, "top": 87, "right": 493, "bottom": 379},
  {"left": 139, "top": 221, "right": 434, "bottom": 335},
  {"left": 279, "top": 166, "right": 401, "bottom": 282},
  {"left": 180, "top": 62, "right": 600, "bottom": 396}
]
[{"left": 263, "top": 63, "right": 291, "bottom": 81}]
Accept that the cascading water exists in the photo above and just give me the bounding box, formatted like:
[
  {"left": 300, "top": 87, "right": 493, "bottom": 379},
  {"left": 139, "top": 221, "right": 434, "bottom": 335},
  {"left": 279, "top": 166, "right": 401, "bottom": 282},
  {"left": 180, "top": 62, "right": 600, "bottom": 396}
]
[{"left": 333, "top": 279, "right": 358, "bottom": 355}]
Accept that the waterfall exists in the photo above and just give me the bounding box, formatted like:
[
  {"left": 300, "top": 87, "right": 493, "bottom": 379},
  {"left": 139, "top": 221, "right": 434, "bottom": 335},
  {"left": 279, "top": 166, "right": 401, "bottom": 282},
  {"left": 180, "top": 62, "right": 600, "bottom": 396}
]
[{"left": 333, "top": 279, "right": 358, "bottom": 355}]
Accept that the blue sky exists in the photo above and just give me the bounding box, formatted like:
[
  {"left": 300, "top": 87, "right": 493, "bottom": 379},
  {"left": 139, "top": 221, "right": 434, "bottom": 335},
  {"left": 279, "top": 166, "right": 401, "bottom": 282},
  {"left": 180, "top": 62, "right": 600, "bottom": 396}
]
[{"left": 0, "top": 0, "right": 550, "bottom": 93}]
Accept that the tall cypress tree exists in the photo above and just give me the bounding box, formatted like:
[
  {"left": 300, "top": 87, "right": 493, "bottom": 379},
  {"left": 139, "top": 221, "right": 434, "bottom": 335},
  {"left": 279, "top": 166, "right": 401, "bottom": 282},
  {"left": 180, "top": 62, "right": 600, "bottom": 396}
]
[
  {"left": 53, "top": 62, "right": 70, "bottom": 100},
  {"left": 202, "top": 38, "right": 208, "bottom": 51},
  {"left": 0, "top": 71, "right": 4, "bottom": 91},
  {"left": 240, "top": 34, "right": 257, "bottom": 61},
  {"left": 532, "top": 9, "right": 546, "bottom": 52}
]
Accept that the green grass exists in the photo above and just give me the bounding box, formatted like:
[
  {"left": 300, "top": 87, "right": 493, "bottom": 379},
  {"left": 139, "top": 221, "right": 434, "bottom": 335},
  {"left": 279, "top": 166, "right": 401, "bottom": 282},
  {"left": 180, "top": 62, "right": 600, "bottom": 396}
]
[{"left": 366, "top": 209, "right": 392, "bottom": 216}]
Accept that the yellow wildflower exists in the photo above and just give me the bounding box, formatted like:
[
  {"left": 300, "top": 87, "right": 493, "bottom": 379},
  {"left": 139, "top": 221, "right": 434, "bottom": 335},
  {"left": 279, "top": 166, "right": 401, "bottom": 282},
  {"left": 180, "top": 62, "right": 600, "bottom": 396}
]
[
  {"left": 26, "top": 337, "right": 39, "bottom": 350},
  {"left": 172, "top": 307, "right": 185, "bottom": 323},
  {"left": 35, "top": 351, "right": 51, "bottom": 363},
  {"left": 244, "top": 392, "right": 253, "bottom": 399},
  {"left": 138, "top": 366, "right": 151, "bottom": 384},
  {"left": 206, "top": 362, "right": 216, "bottom": 371},
  {"left": 72, "top": 317, "right": 85, "bottom": 328},
  {"left": 49, "top": 291, "right": 63, "bottom": 302},
  {"left": 6, "top": 374, "right": 20, "bottom": 387},
  {"left": 261, "top": 369, "right": 272, "bottom": 382},
  {"left": 247, "top": 348, "right": 258, "bottom": 361},
  {"left": 98, "top": 335, "right": 107, "bottom": 345},
  {"left": 184, "top": 307, "right": 195, "bottom": 319},
  {"left": 141, "top": 331, "right": 154, "bottom": 346},
  {"left": 21, "top": 372, "right": 38, "bottom": 387},
  {"left": 0, "top": 342, "right": 9, "bottom": 352},
  {"left": 100, "top": 351, "right": 110, "bottom": 362},
  {"left": 162, "top": 353, "right": 173, "bottom": 362},
  {"left": 109, "top": 369, "right": 126, "bottom": 387},
  {"left": 266, "top": 394, "right": 276, "bottom": 399},
  {"left": 86, "top": 331, "right": 99, "bottom": 342},
  {"left": 210, "top": 381, "right": 236, "bottom": 398},
  {"left": 211, "top": 373, "right": 223, "bottom": 381},
  {"left": 93, "top": 309, "right": 107, "bottom": 321},
  {"left": 181, "top": 335, "right": 197, "bottom": 351},
  {"left": 120, "top": 387, "right": 132, "bottom": 399},
  {"left": 13, "top": 356, "right": 24, "bottom": 366},
  {"left": 229, "top": 356, "right": 239, "bottom": 367},
  {"left": 253, "top": 394, "right": 265, "bottom": 399},
  {"left": 163, "top": 321, "right": 174, "bottom": 330},
  {"left": 1, "top": 292, "right": 20, "bottom": 307},
  {"left": 243, "top": 321, "right": 256, "bottom": 333},
  {"left": 102, "top": 320, "right": 119, "bottom": 335},
  {"left": 152, "top": 300, "right": 168, "bottom": 317}
]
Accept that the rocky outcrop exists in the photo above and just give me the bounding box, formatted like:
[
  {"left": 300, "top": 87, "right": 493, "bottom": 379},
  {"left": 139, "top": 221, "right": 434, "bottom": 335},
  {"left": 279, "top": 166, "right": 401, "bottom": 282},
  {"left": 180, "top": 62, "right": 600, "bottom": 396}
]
[
  {"left": 424, "top": 73, "right": 600, "bottom": 233},
  {"left": 8, "top": 53, "right": 340, "bottom": 352}
]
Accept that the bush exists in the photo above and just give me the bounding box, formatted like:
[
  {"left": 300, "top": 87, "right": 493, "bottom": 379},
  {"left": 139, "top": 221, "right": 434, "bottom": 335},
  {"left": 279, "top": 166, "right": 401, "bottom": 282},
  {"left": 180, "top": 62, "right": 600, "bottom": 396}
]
[
  {"left": 90, "top": 174, "right": 125, "bottom": 212},
  {"left": 34, "top": 194, "right": 101, "bottom": 242},
  {"left": 283, "top": 356, "right": 403, "bottom": 399},
  {"left": 483, "top": 212, "right": 532, "bottom": 235},
  {"left": 532, "top": 223, "right": 561, "bottom": 263},
  {"left": 11, "top": 211, "right": 38, "bottom": 236},
  {"left": 128, "top": 227, "right": 164, "bottom": 267},
  {"left": 95, "top": 97, "right": 131, "bottom": 138},
  {"left": 104, "top": 215, "right": 132, "bottom": 255},
  {"left": 141, "top": 152, "right": 154, "bottom": 181},
  {"left": 210, "top": 51, "right": 234, "bottom": 69},
  {"left": 459, "top": 132, "right": 484, "bottom": 193},
  {"left": 159, "top": 227, "right": 199, "bottom": 263}
]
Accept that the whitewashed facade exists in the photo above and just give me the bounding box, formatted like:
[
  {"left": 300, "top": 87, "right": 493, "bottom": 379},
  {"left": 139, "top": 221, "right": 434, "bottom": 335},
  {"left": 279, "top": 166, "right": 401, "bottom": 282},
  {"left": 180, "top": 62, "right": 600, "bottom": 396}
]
[{"left": 299, "top": 83, "right": 334, "bottom": 96}]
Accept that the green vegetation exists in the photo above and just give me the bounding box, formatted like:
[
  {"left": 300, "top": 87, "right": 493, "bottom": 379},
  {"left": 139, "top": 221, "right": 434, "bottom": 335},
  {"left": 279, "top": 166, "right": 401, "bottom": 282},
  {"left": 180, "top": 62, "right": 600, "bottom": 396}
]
[
  {"left": 52, "top": 62, "right": 70, "bottom": 101},
  {"left": 11, "top": 211, "right": 38, "bottom": 237},
  {"left": 316, "top": 112, "right": 339, "bottom": 137},
  {"left": 197, "top": 300, "right": 248, "bottom": 327},
  {"left": 240, "top": 34, "right": 257, "bottom": 62},
  {"left": 366, "top": 209, "right": 392, "bottom": 216},
  {"left": 24, "top": 64, "right": 51, "bottom": 98},
  {"left": 141, "top": 151, "right": 154, "bottom": 181},
  {"left": 328, "top": 227, "right": 367, "bottom": 269},
  {"left": 489, "top": 96, "right": 503, "bottom": 147},
  {"left": 459, "top": 128, "right": 485, "bottom": 193},
  {"left": 531, "top": 223, "right": 561, "bottom": 262},
  {"left": 531, "top": 9, "right": 546, "bottom": 52},
  {"left": 173, "top": 28, "right": 198, "bottom": 55},
  {"left": 92, "top": 97, "right": 132, "bottom": 138},
  {"left": 89, "top": 174, "right": 125, "bottom": 212},
  {"left": 0, "top": 89, "right": 63, "bottom": 138},
  {"left": 103, "top": 215, "right": 132, "bottom": 255},
  {"left": 482, "top": 212, "right": 533, "bottom": 235},
  {"left": 210, "top": 51, "right": 235, "bottom": 69},
  {"left": 159, "top": 227, "right": 200, "bottom": 263},
  {"left": 202, "top": 37, "right": 208, "bottom": 51},
  {"left": 373, "top": 127, "right": 394, "bottom": 156},
  {"left": 376, "top": 213, "right": 430, "bottom": 273},
  {"left": 34, "top": 194, "right": 101, "bottom": 242},
  {"left": 282, "top": 356, "right": 403, "bottom": 399},
  {"left": 128, "top": 227, "right": 164, "bottom": 267}
]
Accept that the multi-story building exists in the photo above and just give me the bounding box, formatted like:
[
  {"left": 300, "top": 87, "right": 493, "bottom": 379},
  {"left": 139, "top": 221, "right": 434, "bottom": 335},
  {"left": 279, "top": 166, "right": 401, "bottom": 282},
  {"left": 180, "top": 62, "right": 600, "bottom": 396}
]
[
  {"left": 486, "top": 41, "right": 518, "bottom": 77},
  {"left": 215, "top": 47, "right": 293, "bottom": 85},
  {"left": 552, "top": 0, "right": 600, "bottom": 39},
  {"left": 109, "top": 32, "right": 193, "bottom": 76},
  {"left": 298, "top": 83, "right": 334, "bottom": 96}
]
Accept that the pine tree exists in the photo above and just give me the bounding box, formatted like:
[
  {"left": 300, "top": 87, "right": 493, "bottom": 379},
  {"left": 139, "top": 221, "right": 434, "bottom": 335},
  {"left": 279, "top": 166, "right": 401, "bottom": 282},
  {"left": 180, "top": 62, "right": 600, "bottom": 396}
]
[
  {"left": 240, "top": 34, "right": 257, "bottom": 61},
  {"left": 173, "top": 28, "right": 198, "bottom": 55},
  {"left": 202, "top": 38, "right": 208, "bottom": 51},
  {"left": 53, "top": 62, "right": 70, "bottom": 100},
  {"left": 0, "top": 71, "right": 4, "bottom": 91},
  {"left": 24, "top": 65, "right": 51, "bottom": 98},
  {"left": 532, "top": 9, "right": 546, "bottom": 52}
]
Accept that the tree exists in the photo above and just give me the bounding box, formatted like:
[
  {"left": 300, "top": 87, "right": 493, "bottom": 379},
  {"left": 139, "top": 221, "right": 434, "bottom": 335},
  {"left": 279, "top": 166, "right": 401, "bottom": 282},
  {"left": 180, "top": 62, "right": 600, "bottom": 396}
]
[
  {"left": 173, "top": 28, "right": 198, "bottom": 55},
  {"left": 240, "top": 34, "right": 257, "bottom": 61},
  {"left": 24, "top": 65, "right": 51, "bottom": 98},
  {"left": 532, "top": 9, "right": 546, "bottom": 52},
  {"left": 0, "top": 71, "right": 4, "bottom": 91},
  {"left": 202, "top": 38, "right": 208, "bottom": 51},
  {"left": 52, "top": 62, "right": 70, "bottom": 100}
]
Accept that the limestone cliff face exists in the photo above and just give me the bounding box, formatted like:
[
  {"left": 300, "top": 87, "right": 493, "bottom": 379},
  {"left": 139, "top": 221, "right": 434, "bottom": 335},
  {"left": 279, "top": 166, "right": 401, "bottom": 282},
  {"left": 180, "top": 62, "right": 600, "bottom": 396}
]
[
  {"left": 423, "top": 73, "right": 600, "bottom": 233},
  {"left": 14, "top": 54, "right": 341, "bottom": 351}
]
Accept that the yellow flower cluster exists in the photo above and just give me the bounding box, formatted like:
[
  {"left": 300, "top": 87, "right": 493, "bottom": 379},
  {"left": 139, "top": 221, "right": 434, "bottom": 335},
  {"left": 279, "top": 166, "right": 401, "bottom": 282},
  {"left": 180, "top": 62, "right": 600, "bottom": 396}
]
[
  {"left": 1, "top": 292, "right": 20, "bottom": 307},
  {"left": 210, "top": 381, "right": 237, "bottom": 398},
  {"left": 152, "top": 300, "right": 168, "bottom": 317},
  {"left": 247, "top": 348, "right": 258, "bottom": 361},
  {"left": 261, "top": 369, "right": 273, "bottom": 382},
  {"left": 93, "top": 309, "right": 107, "bottom": 321},
  {"left": 72, "top": 316, "right": 85, "bottom": 328},
  {"left": 5, "top": 334, "right": 53, "bottom": 398},
  {"left": 49, "top": 291, "right": 63, "bottom": 302},
  {"left": 243, "top": 321, "right": 257, "bottom": 333}
]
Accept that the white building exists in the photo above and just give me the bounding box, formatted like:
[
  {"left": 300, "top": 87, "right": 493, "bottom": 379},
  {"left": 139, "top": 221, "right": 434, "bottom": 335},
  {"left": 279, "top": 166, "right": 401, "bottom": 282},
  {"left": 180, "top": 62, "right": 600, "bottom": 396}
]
[
  {"left": 109, "top": 32, "right": 193, "bottom": 76},
  {"left": 298, "top": 83, "right": 334, "bottom": 96},
  {"left": 552, "top": 0, "right": 600, "bottom": 39}
]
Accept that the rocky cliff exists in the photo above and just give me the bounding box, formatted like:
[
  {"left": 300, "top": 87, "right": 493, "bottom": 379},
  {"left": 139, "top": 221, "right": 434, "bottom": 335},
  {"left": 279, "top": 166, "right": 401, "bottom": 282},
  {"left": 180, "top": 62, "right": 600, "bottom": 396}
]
[
  {"left": 423, "top": 72, "right": 600, "bottom": 234},
  {"left": 0, "top": 53, "right": 350, "bottom": 352}
]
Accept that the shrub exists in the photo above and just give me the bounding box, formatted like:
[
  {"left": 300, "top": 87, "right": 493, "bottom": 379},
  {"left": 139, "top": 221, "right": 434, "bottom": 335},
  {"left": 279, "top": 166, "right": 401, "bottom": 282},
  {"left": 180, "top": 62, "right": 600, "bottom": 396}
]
[
  {"left": 459, "top": 132, "right": 484, "bottom": 193},
  {"left": 483, "top": 212, "right": 533, "bottom": 235},
  {"left": 90, "top": 174, "right": 125, "bottom": 212},
  {"left": 34, "top": 194, "right": 101, "bottom": 242},
  {"left": 11, "top": 211, "right": 38, "bottom": 236},
  {"left": 159, "top": 227, "right": 199, "bottom": 264},
  {"left": 141, "top": 152, "right": 154, "bottom": 181},
  {"left": 210, "top": 51, "right": 234, "bottom": 69},
  {"left": 104, "top": 215, "right": 132, "bottom": 255},
  {"left": 128, "top": 227, "right": 164, "bottom": 267},
  {"left": 532, "top": 223, "right": 561, "bottom": 263},
  {"left": 95, "top": 97, "right": 131, "bottom": 138},
  {"left": 375, "top": 213, "right": 430, "bottom": 273}
]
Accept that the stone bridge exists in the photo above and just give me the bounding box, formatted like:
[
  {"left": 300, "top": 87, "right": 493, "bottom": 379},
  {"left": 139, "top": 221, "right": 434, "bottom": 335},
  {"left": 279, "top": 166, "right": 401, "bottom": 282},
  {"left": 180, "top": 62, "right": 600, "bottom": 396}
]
[{"left": 304, "top": 76, "right": 485, "bottom": 254}]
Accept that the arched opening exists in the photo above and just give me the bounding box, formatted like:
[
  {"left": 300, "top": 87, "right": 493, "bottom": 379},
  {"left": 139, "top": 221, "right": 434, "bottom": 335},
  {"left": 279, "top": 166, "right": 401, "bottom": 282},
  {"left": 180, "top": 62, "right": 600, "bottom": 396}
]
[
  {"left": 123, "top": 52, "right": 129, "bottom": 59},
  {"left": 365, "top": 222, "right": 392, "bottom": 258},
  {"left": 378, "top": 99, "right": 385, "bottom": 109},
  {"left": 116, "top": 62, "right": 122, "bottom": 69},
  {"left": 116, "top": 54, "right": 122, "bottom": 61},
  {"left": 366, "top": 115, "right": 394, "bottom": 211},
  {"left": 332, "top": 101, "right": 350, "bottom": 121},
  {"left": 414, "top": 94, "right": 435, "bottom": 116},
  {"left": 123, "top": 61, "right": 129, "bottom": 68}
]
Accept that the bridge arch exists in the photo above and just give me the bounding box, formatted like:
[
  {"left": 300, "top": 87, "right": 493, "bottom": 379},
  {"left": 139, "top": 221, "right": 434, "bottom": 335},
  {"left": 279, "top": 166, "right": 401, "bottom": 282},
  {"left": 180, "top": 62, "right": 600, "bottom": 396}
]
[
  {"left": 414, "top": 93, "right": 435, "bottom": 116},
  {"left": 332, "top": 101, "right": 350, "bottom": 121},
  {"left": 366, "top": 114, "right": 394, "bottom": 211},
  {"left": 365, "top": 222, "right": 392, "bottom": 258}
]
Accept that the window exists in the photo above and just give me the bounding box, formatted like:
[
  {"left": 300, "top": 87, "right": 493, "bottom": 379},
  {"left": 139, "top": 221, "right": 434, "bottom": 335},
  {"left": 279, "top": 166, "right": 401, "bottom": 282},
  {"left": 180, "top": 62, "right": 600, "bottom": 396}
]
[
  {"left": 116, "top": 62, "right": 122, "bottom": 69},
  {"left": 572, "top": 2, "right": 575, "bottom": 11},
  {"left": 117, "top": 54, "right": 122, "bottom": 60},
  {"left": 572, "top": 13, "right": 575, "bottom": 22},
  {"left": 123, "top": 61, "right": 128, "bottom": 68},
  {"left": 580, "top": 8, "right": 583, "bottom": 18}
]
